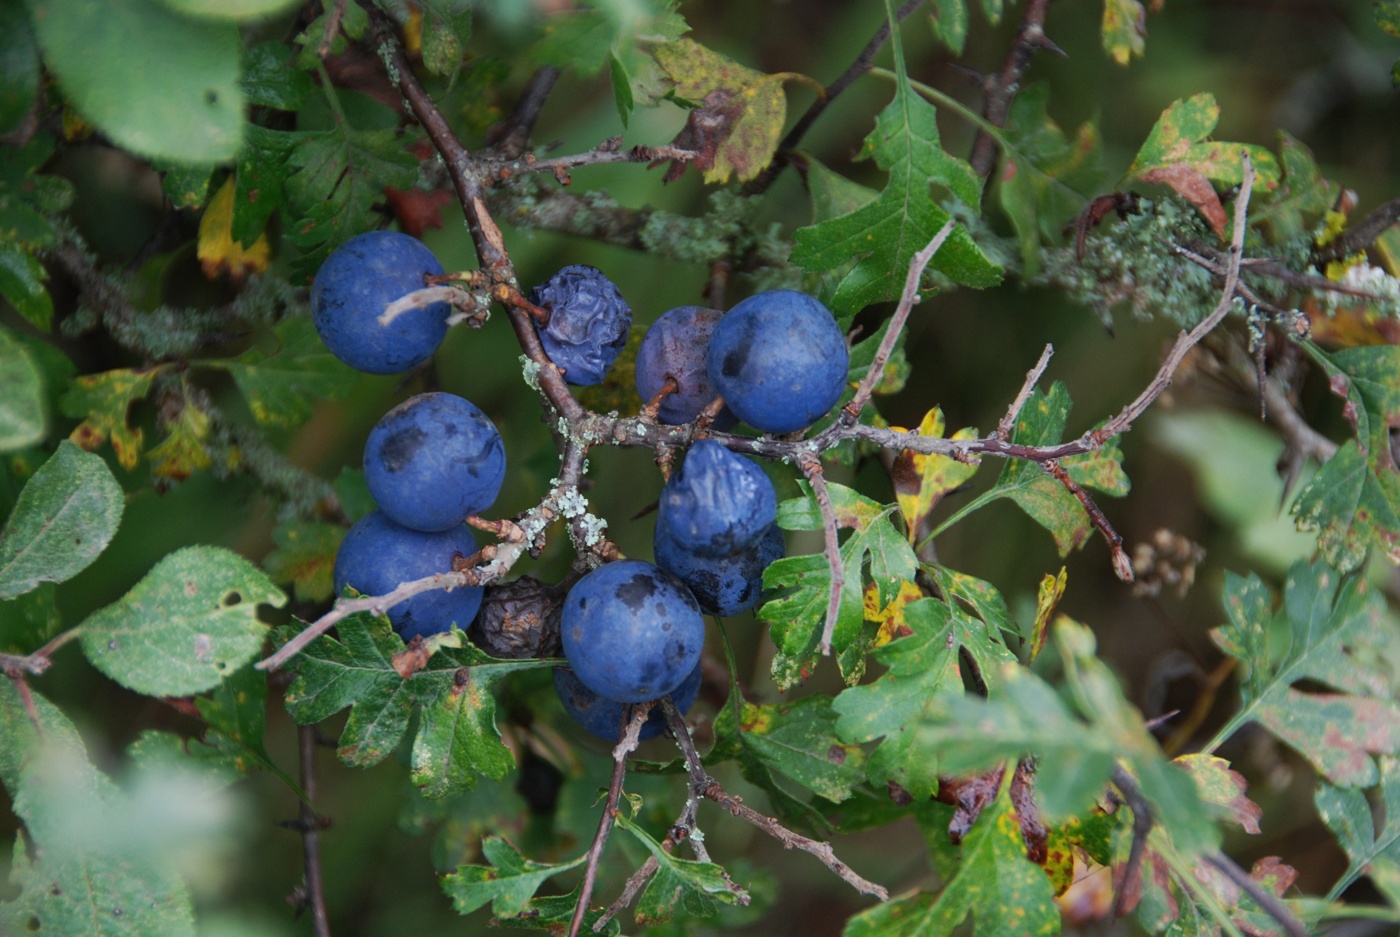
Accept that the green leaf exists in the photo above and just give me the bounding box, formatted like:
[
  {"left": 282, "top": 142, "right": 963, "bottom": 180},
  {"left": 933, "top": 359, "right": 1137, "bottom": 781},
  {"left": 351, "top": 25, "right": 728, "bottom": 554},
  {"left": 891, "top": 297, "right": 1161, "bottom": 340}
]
[
  {"left": 805, "top": 156, "right": 879, "bottom": 225},
  {"left": 1211, "top": 561, "right": 1400, "bottom": 786},
  {"left": 0, "top": 325, "right": 44, "bottom": 451},
  {"left": 1101, "top": 0, "right": 1146, "bottom": 65},
  {"left": 282, "top": 615, "right": 551, "bottom": 796},
  {"left": 0, "top": 440, "right": 123, "bottom": 598},
  {"left": 833, "top": 598, "right": 966, "bottom": 800},
  {"left": 263, "top": 519, "right": 343, "bottom": 603},
  {"left": 195, "top": 662, "right": 288, "bottom": 780},
  {"left": 0, "top": 681, "right": 197, "bottom": 937},
  {"left": 0, "top": 137, "right": 73, "bottom": 251},
  {"left": 442, "top": 835, "right": 585, "bottom": 916},
  {"left": 153, "top": 160, "right": 214, "bottom": 209},
  {"left": 712, "top": 692, "right": 866, "bottom": 805},
  {"left": 156, "top": 0, "right": 299, "bottom": 20},
  {"left": 240, "top": 41, "right": 311, "bottom": 111},
  {"left": 418, "top": 0, "right": 472, "bottom": 79},
  {"left": 958, "top": 383, "right": 1128, "bottom": 555},
  {"left": 1317, "top": 756, "right": 1400, "bottom": 899},
  {"left": 283, "top": 127, "right": 419, "bottom": 279},
  {"left": 841, "top": 783, "right": 1057, "bottom": 937},
  {"left": 926, "top": 0, "right": 969, "bottom": 55},
  {"left": 1292, "top": 344, "right": 1400, "bottom": 571},
  {"left": 0, "top": 245, "right": 51, "bottom": 332},
  {"left": 488, "top": 887, "right": 621, "bottom": 934},
  {"left": 1250, "top": 132, "right": 1334, "bottom": 242},
  {"left": 763, "top": 483, "right": 917, "bottom": 689},
  {"left": 0, "top": 582, "right": 60, "bottom": 653},
  {"left": 1174, "top": 753, "right": 1262, "bottom": 833},
  {"left": 914, "top": 619, "right": 1215, "bottom": 854},
  {"left": 616, "top": 811, "right": 746, "bottom": 925},
  {"left": 0, "top": 3, "right": 39, "bottom": 135},
  {"left": 791, "top": 10, "right": 1000, "bottom": 317},
  {"left": 202, "top": 316, "right": 357, "bottom": 427},
  {"left": 79, "top": 546, "right": 285, "bottom": 697},
  {"left": 997, "top": 82, "right": 1101, "bottom": 275},
  {"left": 1377, "top": 0, "right": 1400, "bottom": 37},
  {"left": 24, "top": 0, "right": 244, "bottom": 162},
  {"left": 232, "top": 124, "right": 301, "bottom": 247}
]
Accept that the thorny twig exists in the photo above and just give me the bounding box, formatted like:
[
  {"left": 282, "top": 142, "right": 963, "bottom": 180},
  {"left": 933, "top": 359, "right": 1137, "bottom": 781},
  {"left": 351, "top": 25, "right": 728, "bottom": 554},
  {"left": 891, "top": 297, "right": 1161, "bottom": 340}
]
[
  {"left": 968, "top": 0, "right": 1061, "bottom": 180},
  {"left": 841, "top": 221, "right": 956, "bottom": 423},
  {"left": 996, "top": 344, "right": 1055, "bottom": 441},
  {"left": 296, "top": 725, "right": 332, "bottom": 937},
  {"left": 661, "top": 698, "right": 887, "bottom": 900},
  {"left": 797, "top": 450, "right": 846, "bottom": 657},
  {"left": 1044, "top": 459, "right": 1133, "bottom": 582},
  {"left": 745, "top": 0, "right": 924, "bottom": 196},
  {"left": 567, "top": 704, "right": 650, "bottom": 937}
]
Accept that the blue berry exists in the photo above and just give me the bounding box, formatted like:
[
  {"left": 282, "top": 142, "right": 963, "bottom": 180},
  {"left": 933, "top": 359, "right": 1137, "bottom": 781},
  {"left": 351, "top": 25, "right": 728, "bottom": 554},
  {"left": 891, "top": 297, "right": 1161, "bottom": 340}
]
[
  {"left": 311, "top": 231, "right": 449, "bottom": 374},
  {"left": 561, "top": 560, "right": 704, "bottom": 703},
  {"left": 705, "top": 290, "right": 849, "bottom": 434},
  {"left": 656, "top": 440, "right": 776, "bottom": 558},
  {"left": 528, "top": 265, "right": 632, "bottom": 385},
  {"left": 554, "top": 661, "right": 702, "bottom": 742},
  {"left": 333, "top": 511, "right": 483, "bottom": 642},
  {"left": 655, "top": 524, "right": 783, "bottom": 617},
  {"left": 364, "top": 392, "right": 505, "bottom": 532},
  {"left": 634, "top": 306, "right": 735, "bottom": 427}
]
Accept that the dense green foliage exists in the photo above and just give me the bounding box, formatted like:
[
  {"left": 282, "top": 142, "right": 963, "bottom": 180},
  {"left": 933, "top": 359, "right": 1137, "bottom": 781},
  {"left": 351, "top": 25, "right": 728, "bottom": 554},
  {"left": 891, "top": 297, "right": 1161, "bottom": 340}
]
[{"left": 3, "top": 1, "right": 1400, "bottom": 936}]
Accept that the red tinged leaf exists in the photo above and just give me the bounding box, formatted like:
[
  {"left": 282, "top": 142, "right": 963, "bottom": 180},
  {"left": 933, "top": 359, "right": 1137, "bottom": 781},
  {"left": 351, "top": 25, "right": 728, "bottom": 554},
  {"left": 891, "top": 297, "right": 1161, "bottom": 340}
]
[{"left": 1137, "top": 164, "right": 1228, "bottom": 237}]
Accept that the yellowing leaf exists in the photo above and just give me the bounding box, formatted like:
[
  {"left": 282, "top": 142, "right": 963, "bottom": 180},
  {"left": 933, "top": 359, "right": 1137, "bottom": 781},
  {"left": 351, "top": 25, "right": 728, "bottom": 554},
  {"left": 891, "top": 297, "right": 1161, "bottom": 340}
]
[
  {"left": 147, "top": 386, "right": 213, "bottom": 482},
  {"left": 197, "top": 177, "right": 270, "bottom": 280},
  {"left": 1030, "top": 567, "right": 1067, "bottom": 660},
  {"left": 891, "top": 408, "right": 980, "bottom": 542},
  {"left": 1102, "top": 0, "right": 1146, "bottom": 65},
  {"left": 59, "top": 367, "right": 165, "bottom": 470},
  {"left": 864, "top": 579, "right": 924, "bottom": 647}
]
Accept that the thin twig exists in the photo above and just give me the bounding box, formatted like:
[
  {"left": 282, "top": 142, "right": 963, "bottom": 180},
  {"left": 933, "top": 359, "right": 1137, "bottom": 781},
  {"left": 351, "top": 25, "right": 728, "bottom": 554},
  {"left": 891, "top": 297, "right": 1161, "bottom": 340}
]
[
  {"left": 367, "top": 10, "right": 583, "bottom": 424},
  {"left": 487, "top": 65, "right": 561, "bottom": 158},
  {"left": 968, "top": 0, "right": 1059, "bottom": 179},
  {"left": 0, "top": 626, "right": 84, "bottom": 678},
  {"left": 8, "top": 674, "right": 43, "bottom": 734},
  {"left": 1314, "top": 194, "right": 1400, "bottom": 264},
  {"left": 480, "top": 143, "right": 702, "bottom": 186},
  {"left": 996, "top": 344, "right": 1055, "bottom": 441},
  {"left": 660, "top": 699, "right": 886, "bottom": 900},
  {"left": 1044, "top": 460, "right": 1132, "bottom": 582},
  {"left": 1110, "top": 765, "right": 1156, "bottom": 919},
  {"left": 745, "top": 0, "right": 923, "bottom": 196},
  {"left": 567, "top": 704, "right": 650, "bottom": 937},
  {"left": 797, "top": 451, "right": 845, "bottom": 657},
  {"left": 297, "top": 725, "right": 332, "bottom": 937},
  {"left": 1203, "top": 852, "right": 1309, "bottom": 937},
  {"left": 841, "top": 221, "right": 956, "bottom": 424}
]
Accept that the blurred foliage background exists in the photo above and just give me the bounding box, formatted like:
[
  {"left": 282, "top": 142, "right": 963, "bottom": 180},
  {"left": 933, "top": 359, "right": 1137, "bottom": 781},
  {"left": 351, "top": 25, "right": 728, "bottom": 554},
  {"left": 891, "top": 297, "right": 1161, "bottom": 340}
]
[{"left": 5, "top": 1, "right": 1400, "bottom": 934}]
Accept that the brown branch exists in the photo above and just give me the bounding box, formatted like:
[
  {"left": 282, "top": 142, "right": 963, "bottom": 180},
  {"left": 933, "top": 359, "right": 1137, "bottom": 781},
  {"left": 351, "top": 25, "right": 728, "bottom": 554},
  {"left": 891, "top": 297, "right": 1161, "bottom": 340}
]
[
  {"left": 1110, "top": 765, "right": 1156, "bottom": 919},
  {"left": 297, "top": 725, "right": 332, "bottom": 937},
  {"left": 487, "top": 65, "right": 561, "bottom": 158},
  {"left": 841, "top": 221, "right": 956, "bottom": 424},
  {"left": 568, "top": 704, "right": 650, "bottom": 937},
  {"left": 1314, "top": 194, "right": 1400, "bottom": 264},
  {"left": 1043, "top": 459, "right": 1132, "bottom": 582},
  {"left": 744, "top": 0, "right": 924, "bottom": 196},
  {"left": 1202, "top": 852, "right": 1309, "bottom": 937},
  {"left": 968, "top": 0, "right": 1060, "bottom": 179},
  {"left": 996, "top": 344, "right": 1055, "bottom": 441},
  {"left": 7, "top": 673, "right": 43, "bottom": 734},
  {"left": 367, "top": 11, "right": 583, "bottom": 424},
  {"left": 797, "top": 451, "right": 846, "bottom": 657},
  {"left": 660, "top": 698, "right": 885, "bottom": 901}
]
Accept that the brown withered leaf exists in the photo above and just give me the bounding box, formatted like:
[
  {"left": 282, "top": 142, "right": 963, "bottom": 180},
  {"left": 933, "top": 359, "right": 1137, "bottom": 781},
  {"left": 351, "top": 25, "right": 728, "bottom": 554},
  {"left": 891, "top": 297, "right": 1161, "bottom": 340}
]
[{"left": 1138, "top": 164, "right": 1228, "bottom": 238}]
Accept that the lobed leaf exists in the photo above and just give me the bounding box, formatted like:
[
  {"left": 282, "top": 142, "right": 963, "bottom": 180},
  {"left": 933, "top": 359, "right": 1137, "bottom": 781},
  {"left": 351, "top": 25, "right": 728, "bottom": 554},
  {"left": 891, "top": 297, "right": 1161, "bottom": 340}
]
[
  {"left": 60, "top": 366, "right": 163, "bottom": 470},
  {"left": 1212, "top": 561, "right": 1400, "bottom": 786},
  {"left": 281, "top": 615, "right": 552, "bottom": 798},
  {"left": 616, "top": 811, "right": 747, "bottom": 925},
  {"left": 1101, "top": 0, "right": 1147, "bottom": 65},
  {"left": 1316, "top": 756, "right": 1400, "bottom": 899},
  {"left": 262, "top": 519, "right": 344, "bottom": 603},
  {"left": 0, "top": 440, "right": 123, "bottom": 598},
  {"left": 442, "top": 835, "right": 585, "bottom": 917},
  {"left": 203, "top": 316, "right": 356, "bottom": 427},
  {"left": 79, "top": 546, "right": 285, "bottom": 697},
  {"left": 842, "top": 783, "right": 1058, "bottom": 937}
]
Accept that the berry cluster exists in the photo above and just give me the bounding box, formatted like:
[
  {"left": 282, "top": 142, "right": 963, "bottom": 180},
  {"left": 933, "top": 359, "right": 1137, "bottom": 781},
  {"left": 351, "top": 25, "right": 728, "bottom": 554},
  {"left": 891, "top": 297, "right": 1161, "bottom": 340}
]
[{"left": 312, "top": 234, "right": 855, "bottom": 741}]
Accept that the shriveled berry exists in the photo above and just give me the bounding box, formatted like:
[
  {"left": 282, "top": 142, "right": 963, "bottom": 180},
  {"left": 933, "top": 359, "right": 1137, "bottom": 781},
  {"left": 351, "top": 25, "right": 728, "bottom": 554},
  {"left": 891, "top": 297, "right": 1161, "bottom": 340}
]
[
  {"left": 528, "top": 265, "right": 632, "bottom": 385},
  {"left": 470, "top": 576, "right": 564, "bottom": 659},
  {"left": 634, "top": 305, "right": 735, "bottom": 427},
  {"left": 655, "top": 439, "right": 776, "bottom": 558}
]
